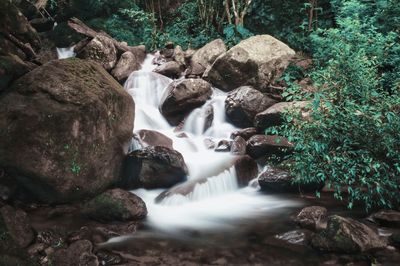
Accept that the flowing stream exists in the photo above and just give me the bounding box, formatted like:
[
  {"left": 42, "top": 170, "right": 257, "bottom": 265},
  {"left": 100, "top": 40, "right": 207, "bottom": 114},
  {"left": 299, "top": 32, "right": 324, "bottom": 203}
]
[{"left": 124, "top": 55, "right": 301, "bottom": 235}]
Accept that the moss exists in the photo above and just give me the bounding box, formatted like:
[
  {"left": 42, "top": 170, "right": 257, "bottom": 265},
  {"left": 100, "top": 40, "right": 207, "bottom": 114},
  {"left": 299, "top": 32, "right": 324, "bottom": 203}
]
[{"left": 82, "top": 193, "right": 128, "bottom": 222}]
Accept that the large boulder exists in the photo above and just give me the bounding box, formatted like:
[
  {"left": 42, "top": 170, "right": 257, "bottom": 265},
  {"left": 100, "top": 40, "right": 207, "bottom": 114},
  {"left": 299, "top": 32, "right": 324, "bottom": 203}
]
[
  {"left": 225, "top": 86, "right": 277, "bottom": 128},
  {"left": 203, "top": 35, "right": 295, "bottom": 91},
  {"left": 234, "top": 155, "right": 258, "bottom": 186},
  {"left": 111, "top": 51, "right": 141, "bottom": 82},
  {"left": 122, "top": 146, "right": 188, "bottom": 189},
  {"left": 246, "top": 135, "right": 294, "bottom": 159},
  {"left": 82, "top": 188, "right": 147, "bottom": 222},
  {"left": 153, "top": 61, "right": 182, "bottom": 79},
  {"left": 0, "top": 54, "right": 35, "bottom": 91},
  {"left": 311, "top": 215, "right": 386, "bottom": 253},
  {"left": 160, "top": 78, "right": 212, "bottom": 125},
  {"left": 77, "top": 34, "right": 117, "bottom": 70},
  {"left": 189, "top": 39, "right": 227, "bottom": 76},
  {"left": 0, "top": 59, "right": 135, "bottom": 203},
  {"left": 258, "top": 166, "right": 323, "bottom": 193},
  {"left": 0, "top": 0, "right": 40, "bottom": 50},
  {"left": 254, "top": 101, "right": 311, "bottom": 130},
  {"left": 294, "top": 206, "right": 328, "bottom": 231}
]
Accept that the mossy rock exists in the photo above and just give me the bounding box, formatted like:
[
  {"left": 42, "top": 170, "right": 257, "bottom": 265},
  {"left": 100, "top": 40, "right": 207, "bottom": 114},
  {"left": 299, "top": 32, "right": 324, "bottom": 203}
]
[{"left": 82, "top": 188, "right": 147, "bottom": 223}]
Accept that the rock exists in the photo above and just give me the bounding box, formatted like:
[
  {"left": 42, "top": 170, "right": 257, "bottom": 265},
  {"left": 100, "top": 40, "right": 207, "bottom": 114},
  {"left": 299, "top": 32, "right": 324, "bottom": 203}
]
[
  {"left": 215, "top": 140, "right": 231, "bottom": 152},
  {"left": 258, "top": 166, "right": 323, "bottom": 193},
  {"left": 153, "top": 61, "right": 182, "bottom": 78},
  {"left": 122, "top": 146, "right": 188, "bottom": 189},
  {"left": 230, "top": 127, "right": 257, "bottom": 140},
  {"left": 0, "top": 205, "right": 34, "bottom": 248},
  {"left": 189, "top": 39, "right": 227, "bottom": 76},
  {"left": 371, "top": 210, "right": 400, "bottom": 228},
  {"left": 174, "top": 45, "right": 186, "bottom": 67},
  {"left": 77, "top": 34, "right": 117, "bottom": 70},
  {"left": 294, "top": 206, "right": 328, "bottom": 231},
  {"left": 389, "top": 232, "right": 400, "bottom": 248},
  {"left": 0, "top": 54, "right": 35, "bottom": 91},
  {"left": 231, "top": 136, "right": 247, "bottom": 155},
  {"left": 311, "top": 215, "right": 386, "bottom": 253},
  {"left": 82, "top": 188, "right": 147, "bottom": 222},
  {"left": 234, "top": 155, "right": 258, "bottom": 187},
  {"left": 275, "top": 229, "right": 313, "bottom": 246},
  {"left": 225, "top": 86, "right": 277, "bottom": 128},
  {"left": 135, "top": 130, "right": 173, "bottom": 149},
  {"left": 204, "top": 138, "right": 216, "bottom": 149},
  {"left": 203, "top": 35, "right": 295, "bottom": 92},
  {"left": 155, "top": 177, "right": 209, "bottom": 203},
  {"left": 160, "top": 78, "right": 212, "bottom": 125},
  {"left": 246, "top": 135, "right": 294, "bottom": 159},
  {"left": 203, "top": 104, "right": 214, "bottom": 132},
  {"left": 29, "top": 18, "right": 54, "bottom": 32},
  {"left": 111, "top": 51, "right": 141, "bottom": 82},
  {"left": 0, "top": 1, "right": 40, "bottom": 50},
  {"left": 51, "top": 240, "right": 99, "bottom": 266},
  {"left": 254, "top": 101, "right": 311, "bottom": 130},
  {"left": 0, "top": 59, "right": 134, "bottom": 203}
]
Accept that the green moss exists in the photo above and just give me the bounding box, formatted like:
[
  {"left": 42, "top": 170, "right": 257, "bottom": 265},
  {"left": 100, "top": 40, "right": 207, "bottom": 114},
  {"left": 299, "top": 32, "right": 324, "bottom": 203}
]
[{"left": 82, "top": 193, "right": 128, "bottom": 222}]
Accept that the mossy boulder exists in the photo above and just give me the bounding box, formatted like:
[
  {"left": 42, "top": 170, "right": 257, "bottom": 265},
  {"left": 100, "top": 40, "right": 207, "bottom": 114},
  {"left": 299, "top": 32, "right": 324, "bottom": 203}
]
[
  {"left": 82, "top": 188, "right": 147, "bottom": 223},
  {"left": 311, "top": 215, "right": 386, "bottom": 253},
  {"left": 0, "top": 54, "right": 35, "bottom": 91},
  {"left": 0, "top": 58, "right": 135, "bottom": 203}
]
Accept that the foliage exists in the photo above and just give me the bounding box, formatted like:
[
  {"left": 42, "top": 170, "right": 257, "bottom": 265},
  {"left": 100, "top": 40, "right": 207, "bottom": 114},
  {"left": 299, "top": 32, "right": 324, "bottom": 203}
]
[{"left": 272, "top": 0, "right": 400, "bottom": 210}]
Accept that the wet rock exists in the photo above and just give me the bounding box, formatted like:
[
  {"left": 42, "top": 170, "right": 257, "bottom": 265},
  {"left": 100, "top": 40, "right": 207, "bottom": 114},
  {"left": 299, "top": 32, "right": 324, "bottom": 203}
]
[
  {"left": 0, "top": 59, "right": 134, "bottom": 203},
  {"left": 371, "top": 210, "right": 400, "bottom": 228},
  {"left": 275, "top": 229, "right": 313, "bottom": 246},
  {"left": 96, "top": 250, "right": 123, "bottom": 265},
  {"left": 135, "top": 129, "right": 173, "bottom": 149},
  {"left": 230, "top": 127, "right": 257, "bottom": 141},
  {"left": 258, "top": 166, "right": 323, "bottom": 193},
  {"left": 51, "top": 240, "right": 99, "bottom": 266},
  {"left": 254, "top": 101, "right": 311, "bottom": 130},
  {"left": 204, "top": 138, "right": 216, "bottom": 149},
  {"left": 189, "top": 39, "right": 226, "bottom": 76},
  {"left": 82, "top": 188, "right": 147, "bottom": 223},
  {"left": 294, "top": 206, "right": 328, "bottom": 231},
  {"left": 123, "top": 146, "right": 188, "bottom": 189},
  {"left": 154, "top": 61, "right": 182, "bottom": 79},
  {"left": 203, "top": 104, "right": 214, "bottom": 132},
  {"left": 311, "top": 215, "right": 386, "bottom": 253},
  {"left": 155, "top": 178, "right": 209, "bottom": 202},
  {"left": 234, "top": 155, "right": 258, "bottom": 187},
  {"left": 0, "top": 205, "right": 34, "bottom": 248},
  {"left": 0, "top": 54, "right": 35, "bottom": 91},
  {"left": 111, "top": 51, "right": 141, "bottom": 82},
  {"left": 160, "top": 78, "right": 212, "bottom": 125},
  {"left": 246, "top": 135, "right": 294, "bottom": 159},
  {"left": 203, "top": 35, "right": 295, "bottom": 92},
  {"left": 29, "top": 18, "right": 54, "bottom": 32},
  {"left": 77, "top": 34, "right": 117, "bottom": 70},
  {"left": 215, "top": 140, "right": 232, "bottom": 152},
  {"left": 225, "top": 86, "right": 277, "bottom": 128},
  {"left": 231, "top": 136, "right": 246, "bottom": 155}
]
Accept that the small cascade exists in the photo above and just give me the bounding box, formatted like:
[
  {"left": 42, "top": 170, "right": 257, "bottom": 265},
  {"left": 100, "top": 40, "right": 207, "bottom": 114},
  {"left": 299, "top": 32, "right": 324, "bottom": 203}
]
[
  {"left": 56, "top": 47, "right": 76, "bottom": 59},
  {"left": 123, "top": 54, "right": 299, "bottom": 232}
]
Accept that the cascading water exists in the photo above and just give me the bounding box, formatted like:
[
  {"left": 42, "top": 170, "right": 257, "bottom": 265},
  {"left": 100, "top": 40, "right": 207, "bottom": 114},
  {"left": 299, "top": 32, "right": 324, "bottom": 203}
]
[
  {"left": 56, "top": 46, "right": 76, "bottom": 59},
  {"left": 124, "top": 55, "right": 300, "bottom": 234}
]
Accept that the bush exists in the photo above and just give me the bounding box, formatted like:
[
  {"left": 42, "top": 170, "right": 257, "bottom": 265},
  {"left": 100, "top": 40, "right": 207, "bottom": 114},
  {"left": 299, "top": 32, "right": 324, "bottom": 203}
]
[{"left": 272, "top": 0, "right": 400, "bottom": 210}]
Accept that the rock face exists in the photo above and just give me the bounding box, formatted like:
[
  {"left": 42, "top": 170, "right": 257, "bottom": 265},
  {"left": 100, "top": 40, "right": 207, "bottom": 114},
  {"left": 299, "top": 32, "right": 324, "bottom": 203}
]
[
  {"left": 51, "top": 240, "right": 98, "bottom": 266},
  {"left": 231, "top": 136, "right": 247, "bottom": 155},
  {"left": 82, "top": 188, "right": 147, "bottom": 222},
  {"left": 295, "top": 206, "right": 328, "bottom": 231},
  {"left": 0, "top": 54, "right": 35, "bottom": 91},
  {"left": 160, "top": 78, "right": 212, "bottom": 125},
  {"left": 203, "top": 35, "right": 295, "bottom": 91},
  {"left": 123, "top": 146, "right": 188, "bottom": 189},
  {"left": 254, "top": 101, "right": 311, "bottom": 130},
  {"left": 311, "top": 215, "right": 386, "bottom": 253},
  {"left": 0, "top": 59, "right": 134, "bottom": 203},
  {"left": 246, "top": 135, "right": 294, "bottom": 159},
  {"left": 189, "top": 39, "right": 226, "bottom": 76},
  {"left": 234, "top": 155, "right": 259, "bottom": 186},
  {"left": 371, "top": 210, "right": 400, "bottom": 228},
  {"left": 225, "top": 86, "right": 277, "bottom": 128},
  {"left": 111, "top": 51, "right": 140, "bottom": 82},
  {"left": 154, "top": 61, "right": 182, "bottom": 79},
  {"left": 77, "top": 34, "right": 117, "bottom": 70},
  {"left": 258, "top": 166, "right": 323, "bottom": 193}
]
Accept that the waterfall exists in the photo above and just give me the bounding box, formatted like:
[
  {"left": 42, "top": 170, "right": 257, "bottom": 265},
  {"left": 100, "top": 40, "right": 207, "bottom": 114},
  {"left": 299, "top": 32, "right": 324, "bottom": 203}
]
[
  {"left": 56, "top": 47, "right": 76, "bottom": 59},
  {"left": 124, "top": 54, "right": 299, "bottom": 233}
]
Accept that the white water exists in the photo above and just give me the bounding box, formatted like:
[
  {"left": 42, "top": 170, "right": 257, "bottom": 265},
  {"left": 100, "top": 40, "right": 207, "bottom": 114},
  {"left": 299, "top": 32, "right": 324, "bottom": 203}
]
[
  {"left": 56, "top": 47, "right": 75, "bottom": 59},
  {"left": 124, "top": 55, "right": 300, "bottom": 234}
]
